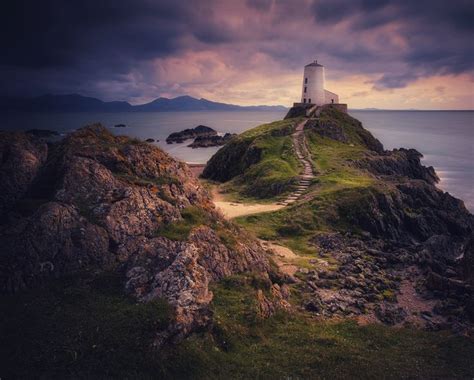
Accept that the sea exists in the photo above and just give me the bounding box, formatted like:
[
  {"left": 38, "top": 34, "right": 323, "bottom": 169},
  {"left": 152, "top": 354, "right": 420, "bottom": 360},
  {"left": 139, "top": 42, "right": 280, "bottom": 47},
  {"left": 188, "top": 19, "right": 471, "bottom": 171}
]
[{"left": 3, "top": 110, "right": 473, "bottom": 212}]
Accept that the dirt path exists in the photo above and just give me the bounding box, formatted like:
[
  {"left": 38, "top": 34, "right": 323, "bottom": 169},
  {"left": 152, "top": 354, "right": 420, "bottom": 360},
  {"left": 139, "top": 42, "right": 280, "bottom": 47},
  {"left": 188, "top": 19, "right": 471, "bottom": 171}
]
[
  {"left": 211, "top": 187, "right": 284, "bottom": 219},
  {"left": 198, "top": 116, "right": 317, "bottom": 218}
]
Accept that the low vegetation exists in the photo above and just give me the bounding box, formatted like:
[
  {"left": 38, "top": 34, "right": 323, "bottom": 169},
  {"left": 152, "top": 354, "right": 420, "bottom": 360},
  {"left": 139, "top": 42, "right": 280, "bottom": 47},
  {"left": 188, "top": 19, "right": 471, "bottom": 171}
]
[
  {"left": 0, "top": 273, "right": 171, "bottom": 378},
  {"left": 156, "top": 205, "right": 211, "bottom": 240},
  {"left": 162, "top": 275, "right": 474, "bottom": 379},
  {"left": 203, "top": 118, "right": 303, "bottom": 200}
]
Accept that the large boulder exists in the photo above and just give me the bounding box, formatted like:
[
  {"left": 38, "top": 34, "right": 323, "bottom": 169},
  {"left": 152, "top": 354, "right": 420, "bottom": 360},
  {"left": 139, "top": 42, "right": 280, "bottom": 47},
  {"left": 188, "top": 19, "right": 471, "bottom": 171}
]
[{"left": 0, "top": 124, "right": 274, "bottom": 343}]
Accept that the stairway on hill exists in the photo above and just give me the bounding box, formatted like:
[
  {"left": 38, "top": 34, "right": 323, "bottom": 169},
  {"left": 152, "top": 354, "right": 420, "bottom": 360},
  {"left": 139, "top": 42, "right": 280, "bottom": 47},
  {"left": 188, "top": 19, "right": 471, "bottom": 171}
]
[{"left": 278, "top": 119, "right": 315, "bottom": 206}]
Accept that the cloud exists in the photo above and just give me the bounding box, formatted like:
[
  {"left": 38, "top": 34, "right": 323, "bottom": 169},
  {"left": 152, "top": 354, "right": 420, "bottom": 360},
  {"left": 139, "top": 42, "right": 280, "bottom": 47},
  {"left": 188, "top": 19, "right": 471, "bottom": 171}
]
[
  {"left": 311, "top": 0, "right": 474, "bottom": 89},
  {"left": 0, "top": 0, "right": 472, "bottom": 108}
]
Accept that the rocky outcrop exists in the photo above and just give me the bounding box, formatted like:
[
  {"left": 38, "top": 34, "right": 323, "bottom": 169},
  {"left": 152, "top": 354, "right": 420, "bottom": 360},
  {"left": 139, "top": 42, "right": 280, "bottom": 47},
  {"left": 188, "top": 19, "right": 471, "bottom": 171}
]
[
  {"left": 356, "top": 148, "right": 438, "bottom": 184},
  {"left": 166, "top": 125, "right": 216, "bottom": 144},
  {"left": 462, "top": 236, "right": 474, "bottom": 320},
  {"left": 336, "top": 182, "right": 472, "bottom": 244},
  {"left": 306, "top": 108, "right": 384, "bottom": 153},
  {"left": 284, "top": 103, "right": 312, "bottom": 119},
  {"left": 202, "top": 138, "right": 262, "bottom": 182},
  {"left": 188, "top": 133, "right": 236, "bottom": 148},
  {"left": 25, "top": 129, "right": 60, "bottom": 138},
  {"left": 305, "top": 118, "right": 349, "bottom": 143},
  {"left": 0, "top": 124, "right": 274, "bottom": 344},
  {"left": 0, "top": 132, "right": 48, "bottom": 216}
]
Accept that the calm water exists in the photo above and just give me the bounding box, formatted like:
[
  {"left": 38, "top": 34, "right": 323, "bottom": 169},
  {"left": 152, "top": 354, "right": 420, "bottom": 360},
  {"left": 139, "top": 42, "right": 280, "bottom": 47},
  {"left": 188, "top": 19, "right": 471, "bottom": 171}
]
[{"left": 3, "top": 110, "right": 473, "bottom": 211}]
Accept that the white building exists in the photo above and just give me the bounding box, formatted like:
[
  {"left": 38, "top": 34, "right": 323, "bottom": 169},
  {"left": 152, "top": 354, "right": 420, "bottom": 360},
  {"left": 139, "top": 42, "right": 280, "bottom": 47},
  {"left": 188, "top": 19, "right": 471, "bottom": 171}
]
[{"left": 300, "top": 60, "right": 339, "bottom": 106}]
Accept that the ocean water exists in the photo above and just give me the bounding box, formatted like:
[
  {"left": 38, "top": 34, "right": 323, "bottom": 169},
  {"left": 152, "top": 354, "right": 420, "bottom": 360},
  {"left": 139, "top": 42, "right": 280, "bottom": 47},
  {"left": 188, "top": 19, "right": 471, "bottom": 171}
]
[{"left": 3, "top": 110, "right": 473, "bottom": 211}]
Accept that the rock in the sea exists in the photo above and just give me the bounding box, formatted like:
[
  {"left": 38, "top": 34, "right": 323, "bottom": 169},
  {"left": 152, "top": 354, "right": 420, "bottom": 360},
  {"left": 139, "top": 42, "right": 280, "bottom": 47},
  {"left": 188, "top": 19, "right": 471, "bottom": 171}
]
[
  {"left": 166, "top": 125, "right": 216, "bottom": 144},
  {"left": 114, "top": 123, "right": 126, "bottom": 128},
  {"left": 146, "top": 138, "right": 155, "bottom": 142},
  {"left": 188, "top": 133, "right": 236, "bottom": 148}
]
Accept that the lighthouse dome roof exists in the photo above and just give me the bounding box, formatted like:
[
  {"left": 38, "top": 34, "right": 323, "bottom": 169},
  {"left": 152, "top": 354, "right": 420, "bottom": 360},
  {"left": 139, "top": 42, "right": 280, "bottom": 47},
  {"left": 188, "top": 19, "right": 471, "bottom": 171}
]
[{"left": 305, "top": 60, "right": 323, "bottom": 67}]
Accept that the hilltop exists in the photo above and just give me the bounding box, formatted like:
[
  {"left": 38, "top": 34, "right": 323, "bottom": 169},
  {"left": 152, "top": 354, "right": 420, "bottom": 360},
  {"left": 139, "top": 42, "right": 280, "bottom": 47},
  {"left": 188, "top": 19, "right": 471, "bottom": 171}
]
[{"left": 204, "top": 105, "right": 473, "bottom": 329}]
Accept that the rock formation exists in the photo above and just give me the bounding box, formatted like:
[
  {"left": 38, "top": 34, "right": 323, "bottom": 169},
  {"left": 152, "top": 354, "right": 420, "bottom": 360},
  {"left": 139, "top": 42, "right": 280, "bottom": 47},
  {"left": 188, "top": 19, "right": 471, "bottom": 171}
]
[
  {"left": 0, "top": 125, "right": 275, "bottom": 344},
  {"left": 166, "top": 125, "right": 216, "bottom": 144}
]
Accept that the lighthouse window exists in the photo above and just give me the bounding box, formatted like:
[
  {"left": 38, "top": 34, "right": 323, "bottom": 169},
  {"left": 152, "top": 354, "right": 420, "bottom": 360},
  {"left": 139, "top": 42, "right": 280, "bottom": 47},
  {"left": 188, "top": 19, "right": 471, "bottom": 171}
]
[
  {"left": 304, "top": 86, "right": 307, "bottom": 93},
  {"left": 305, "top": 78, "right": 308, "bottom": 84}
]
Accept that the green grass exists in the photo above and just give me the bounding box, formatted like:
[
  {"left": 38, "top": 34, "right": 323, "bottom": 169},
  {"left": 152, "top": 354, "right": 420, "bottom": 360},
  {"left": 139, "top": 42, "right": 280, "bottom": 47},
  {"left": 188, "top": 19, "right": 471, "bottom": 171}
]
[
  {"left": 206, "top": 118, "right": 303, "bottom": 200},
  {"left": 161, "top": 276, "right": 474, "bottom": 379},
  {"left": 230, "top": 109, "right": 385, "bottom": 256},
  {"left": 3, "top": 273, "right": 473, "bottom": 378},
  {"left": 156, "top": 205, "right": 210, "bottom": 240},
  {"left": 0, "top": 272, "right": 171, "bottom": 379}
]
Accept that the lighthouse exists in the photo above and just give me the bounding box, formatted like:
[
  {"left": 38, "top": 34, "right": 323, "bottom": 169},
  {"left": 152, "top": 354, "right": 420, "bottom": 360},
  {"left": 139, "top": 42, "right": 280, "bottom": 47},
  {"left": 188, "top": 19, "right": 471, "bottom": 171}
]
[{"left": 300, "top": 60, "right": 339, "bottom": 106}]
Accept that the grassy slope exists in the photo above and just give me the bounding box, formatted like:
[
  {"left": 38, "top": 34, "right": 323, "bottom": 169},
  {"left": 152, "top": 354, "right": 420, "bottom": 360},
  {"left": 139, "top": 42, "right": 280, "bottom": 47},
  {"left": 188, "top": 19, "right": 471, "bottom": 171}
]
[
  {"left": 234, "top": 108, "right": 389, "bottom": 255},
  {"left": 2, "top": 113, "right": 472, "bottom": 378},
  {"left": 2, "top": 273, "right": 472, "bottom": 378},
  {"left": 210, "top": 118, "right": 303, "bottom": 200},
  {"left": 0, "top": 273, "right": 171, "bottom": 378},
  {"left": 164, "top": 276, "right": 474, "bottom": 379},
  {"left": 165, "top": 109, "right": 470, "bottom": 377}
]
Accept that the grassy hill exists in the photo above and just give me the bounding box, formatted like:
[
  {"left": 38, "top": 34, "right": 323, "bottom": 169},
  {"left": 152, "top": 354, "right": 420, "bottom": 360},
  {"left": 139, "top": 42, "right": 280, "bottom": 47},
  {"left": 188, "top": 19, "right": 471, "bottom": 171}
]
[{"left": 202, "top": 118, "right": 303, "bottom": 199}]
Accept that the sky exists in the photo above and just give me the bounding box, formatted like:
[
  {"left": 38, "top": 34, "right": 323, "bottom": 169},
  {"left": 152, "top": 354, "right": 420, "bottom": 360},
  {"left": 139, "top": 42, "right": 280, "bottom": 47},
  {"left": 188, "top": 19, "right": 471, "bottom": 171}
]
[{"left": 1, "top": 0, "right": 473, "bottom": 109}]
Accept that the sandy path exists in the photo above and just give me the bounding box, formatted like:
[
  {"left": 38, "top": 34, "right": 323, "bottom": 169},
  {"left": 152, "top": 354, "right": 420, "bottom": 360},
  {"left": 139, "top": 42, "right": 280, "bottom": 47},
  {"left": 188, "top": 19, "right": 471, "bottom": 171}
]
[
  {"left": 214, "top": 200, "right": 284, "bottom": 219},
  {"left": 210, "top": 187, "right": 283, "bottom": 218}
]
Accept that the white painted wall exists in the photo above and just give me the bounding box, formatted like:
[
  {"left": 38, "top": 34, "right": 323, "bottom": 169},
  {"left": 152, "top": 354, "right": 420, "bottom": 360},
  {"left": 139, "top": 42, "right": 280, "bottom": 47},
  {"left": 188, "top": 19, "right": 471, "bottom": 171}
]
[
  {"left": 324, "top": 89, "right": 339, "bottom": 104},
  {"left": 301, "top": 65, "right": 325, "bottom": 105}
]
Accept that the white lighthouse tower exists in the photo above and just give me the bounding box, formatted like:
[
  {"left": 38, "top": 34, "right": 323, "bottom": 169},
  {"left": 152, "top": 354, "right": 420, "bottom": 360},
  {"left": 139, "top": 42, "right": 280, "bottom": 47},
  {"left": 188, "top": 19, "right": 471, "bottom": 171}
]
[
  {"left": 301, "top": 60, "right": 325, "bottom": 105},
  {"left": 300, "top": 60, "right": 339, "bottom": 106}
]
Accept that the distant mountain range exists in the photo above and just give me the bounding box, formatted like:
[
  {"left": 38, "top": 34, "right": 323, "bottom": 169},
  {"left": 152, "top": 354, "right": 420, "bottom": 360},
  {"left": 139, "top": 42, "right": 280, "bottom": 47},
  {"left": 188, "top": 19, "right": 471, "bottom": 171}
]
[{"left": 0, "top": 94, "right": 288, "bottom": 113}]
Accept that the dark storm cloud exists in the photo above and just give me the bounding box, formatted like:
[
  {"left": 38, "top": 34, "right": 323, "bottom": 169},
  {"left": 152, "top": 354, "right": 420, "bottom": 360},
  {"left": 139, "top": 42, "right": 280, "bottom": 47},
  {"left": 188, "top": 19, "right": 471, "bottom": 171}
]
[
  {"left": 0, "top": 0, "right": 473, "bottom": 99},
  {"left": 246, "top": 0, "right": 274, "bottom": 11},
  {"left": 0, "top": 0, "right": 226, "bottom": 97},
  {"left": 1, "top": 0, "right": 190, "bottom": 69},
  {"left": 311, "top": 0, "right": 474, "bottom": 89}
]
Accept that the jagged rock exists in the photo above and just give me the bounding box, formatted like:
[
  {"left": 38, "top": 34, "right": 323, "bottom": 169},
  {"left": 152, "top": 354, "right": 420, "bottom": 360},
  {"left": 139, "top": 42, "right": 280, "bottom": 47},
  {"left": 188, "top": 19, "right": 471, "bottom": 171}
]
[
  {"left": 0, "top": 124, "right": 274, "bottom": 345},
  {"left": 256, "top": 283, "right": 291, "bottom": 318},
  {"left": 356, "top": 148, "right": 438, "bottom": 185},
  {"left": 462, "top": 236, "right": 474, "bottom": 321},
  {"left": 25, "top": 129, "right": 60, "bottom": 138},
  {"left": 0, "top": 132, "right": 48, "bottom": 216},
  {"left": 166, "top": 125, "right": 216, "bottom": 144},
  {"left": 305, "top": 119, "right": 348, "bottom": 143},
  {"left": 375, "top": 304, "right": 407, "bottom": 325},
  {"left": 201, "top": 138, "right": 262, "bottom": 182}
]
